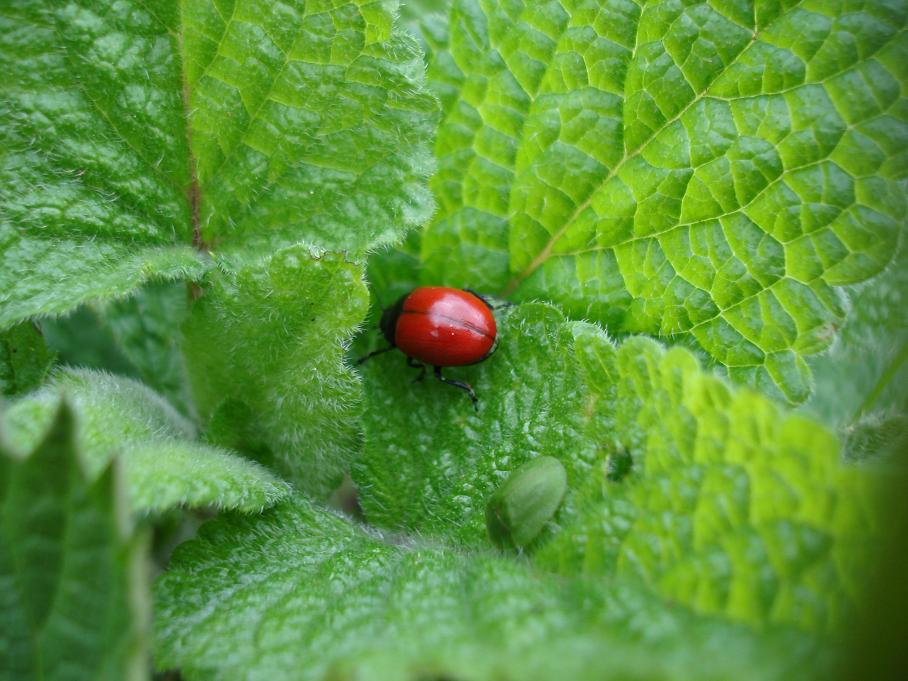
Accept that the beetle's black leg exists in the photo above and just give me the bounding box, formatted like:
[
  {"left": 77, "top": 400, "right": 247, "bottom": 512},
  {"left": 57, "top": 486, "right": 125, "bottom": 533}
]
[
  {"left": 434, "top": 366, "right": 478, "bottom": 412},
  {"left": 407, "top": 356, "right": 426, "bottom": 383},
  {"left": 355, "top": 345, "right": 394, "bottom": 366},
  {"left": 464, "top": 288, "right": 515, "bottom": 311}
]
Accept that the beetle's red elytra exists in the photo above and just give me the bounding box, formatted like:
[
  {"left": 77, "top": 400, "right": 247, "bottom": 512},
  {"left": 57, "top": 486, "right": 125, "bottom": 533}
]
[
  {"left": 356, "top": 286, "right": 504, "bottom": 410},
  {"left": 395, "top": 287, "right": 496, "bottom": 366}
]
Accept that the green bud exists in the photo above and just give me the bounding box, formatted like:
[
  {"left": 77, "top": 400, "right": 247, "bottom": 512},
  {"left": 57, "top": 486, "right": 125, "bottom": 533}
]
[{"left": 485, "top": 456, "right": 567, "bottom": 550}]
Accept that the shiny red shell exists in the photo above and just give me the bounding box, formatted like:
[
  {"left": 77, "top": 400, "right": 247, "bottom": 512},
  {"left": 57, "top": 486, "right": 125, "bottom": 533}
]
[{"left": 394, "top": 287, "right": 496, "bottom": 367}]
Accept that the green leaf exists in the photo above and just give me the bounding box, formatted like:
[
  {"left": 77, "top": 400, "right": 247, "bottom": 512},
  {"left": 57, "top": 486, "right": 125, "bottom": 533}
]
[
  {"left": 354, "top": 303, "right": 592, "bottom": 546},
  {"left": 538, "top": 331, "right": 881, "bottom": 634},
  {"left": 182, "top": 0, "right": 437, "bottom": 258},
  {"left": 2, "top": 368, "right": 289, "bottom": 515},
  {"left": 0, "top": 322, "right": 55, "bottom": 396},
  {"left": 182, "top": 246, "right": 369, "bottom": 498},
  {"left": 0, "top": 402, "right": 150, "bottom": 681},
  {"left": 0, "top": 0, "right": 206, "bottom": 329},
  {"left": 354, "top": 302, "right": 880, "bottom": 633},
  {"left": 2, "top": 0, "right": 436, "bottom": 328},
  {"left": 154, "top": 497, "right": 827, "bottom": 681},
  {"left": 417, "top": 0, "right": 908, "bottom": 403}
]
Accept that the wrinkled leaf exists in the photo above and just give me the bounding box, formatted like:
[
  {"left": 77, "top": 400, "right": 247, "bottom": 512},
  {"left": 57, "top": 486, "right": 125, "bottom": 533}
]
[
  {"left": 354, "top": 303, "right": 592, "bottom": 546},
  {"left": 355, "top": 302, "right": 881, "bottom": 633},
  {"left": 2, "top": 368, "right": 289, "bottom": 515},
  {"left": 154, "top": 497, "right": 827, "bottom": 681},
  {"left": 0, "top": 402, "right": 150, "bottom": 681},
  {"left": 183, "top": 0, "right": 437, "bottom": 259},
  {"left": 418, "top": 0, "right": 908, "bottom": 403},
  {"left": 539, "top": 330, "right": 882, "bottom": 633},
  {"left": 183, "top": 247, "right": 368, "bottom": 498},
  {"left": 1, "top": 0, "right": 436, "bottom": 328},
  {"left": 0, "top": 0, "right": 205, "bottom": 329}
]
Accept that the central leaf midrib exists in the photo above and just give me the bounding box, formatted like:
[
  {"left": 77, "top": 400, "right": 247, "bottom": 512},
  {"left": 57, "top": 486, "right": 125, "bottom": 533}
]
[{"left": 181, "top": 64, "right": 203, "bottom": 250}]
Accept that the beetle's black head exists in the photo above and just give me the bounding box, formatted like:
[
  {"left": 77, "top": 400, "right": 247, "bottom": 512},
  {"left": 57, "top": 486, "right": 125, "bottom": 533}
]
[{"left": 379, "top": 293, "right": 407, "bottom": 346}]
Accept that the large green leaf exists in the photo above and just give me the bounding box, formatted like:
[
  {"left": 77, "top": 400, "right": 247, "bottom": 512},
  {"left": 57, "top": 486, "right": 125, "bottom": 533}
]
[
  {"left": 2, "top": 368, "right": 289, "bottom": 514},
  {"left": 354, "top": 303, "right": 593, "bottom": 546},
  {"left": 154, "top": 497, "right": 827, "bottom": 681},
  {"left": 354, "top": 302, "right": 880, "bottom": 633},
  {"left": 538, "top": 331, "right": 881, "bottom": 633},
  {"left": 183, "top": 0, "right": 437, "bottom": 258},
  {"left": 0, "top": 402, "right": 149, "bottom": 681},
  {"left": 0, "top": 1, "right": 205, "bottom": 329},
  {"left": 182, "top": 246, "right": 368, "bottom": 498},
  {"left": 418, "top": 0, "right": 908, "bottom": 403},
  {"left": 1, "top": 0, "right": 436, "bottom": 328}
]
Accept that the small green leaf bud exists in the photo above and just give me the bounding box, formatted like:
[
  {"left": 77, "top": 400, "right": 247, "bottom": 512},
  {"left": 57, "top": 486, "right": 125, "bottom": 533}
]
[{"left": 485, "top": 456, "right": 567, "bottom": 550}]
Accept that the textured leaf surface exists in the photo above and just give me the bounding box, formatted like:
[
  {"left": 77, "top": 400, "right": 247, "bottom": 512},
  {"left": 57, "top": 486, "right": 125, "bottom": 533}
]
[
  {"left": 0, "top": 403, "right": 149, "bottom": 681},
  {"left": 0, "top": 322, "right": 55, "bottom": 396},
  {"left": 1, "top": 0, "right": 436, "bottom": 328},
  {"left": 182, "top": 247, "right": 369, "bottom": 498},
  {"left": 354, "top": 303, "right": 593, "bottom": 546},
  {"left": 2, "top": 369, "right": 289, "bottom": 514},
  {"left": 182, "top": 0, "right": 437, "bottom": 257},
  {"left": 0, "top": 0, "right": 205, "bottom": 329},
  {"left": 538, "top": 331, "right": 881, "bottom": 633},
  {"left": 418, "top": 0, "right": 908, "bottom": 402},
  {"left": 354, "top": 302, "right": 880, "bottom": 632},
  {"left": 154, "top": 497, "right": 826, "bottom": 681}
]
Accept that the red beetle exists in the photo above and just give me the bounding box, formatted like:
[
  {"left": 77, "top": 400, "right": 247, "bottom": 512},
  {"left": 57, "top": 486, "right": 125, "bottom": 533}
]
[{"left": 357, "top": 287, "right": 502, "bottom": 410}]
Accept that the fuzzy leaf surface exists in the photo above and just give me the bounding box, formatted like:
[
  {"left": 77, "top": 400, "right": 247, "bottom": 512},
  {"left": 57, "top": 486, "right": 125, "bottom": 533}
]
[
  {"left": 154, "top": 497, "right": 826, "bottom": 681},
  {"left": 0, "top": 403, "right": 149, "bottom": 681},
  {"left": 355, "top": 302, "right": 880, "bottom": 632},
  {"left": 419, "top": 0, "right": 908, "bottom": 402},
  {"left": 0, "top": 322, "right": 55, "bottom": 397},
  {"left": 538, "top": 331, "right": 881, "bottom": 633},
  {"left": 1, "top": 0, "right": 436, "bottom": 328},
  {"left": 182, "top": 247, "right": 368, "bottom": 498},
  {"left": 0, "top": 0, "right": 205, "bottom": 329},
  {"left": 2, "top": 369, "right": 289, "bottom": 514},
  {"left": 182, "top": 0, "right": 437, "bottom": 257},
  {"left": 354, "top": 303, "right": 593, "bottom": 547}
]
